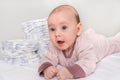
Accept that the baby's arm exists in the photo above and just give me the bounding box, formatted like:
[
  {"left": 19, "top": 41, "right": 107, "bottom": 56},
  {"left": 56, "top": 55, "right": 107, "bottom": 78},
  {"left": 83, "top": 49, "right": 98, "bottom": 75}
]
[
  {"left": 66, "top": 52, "right": 97, "bottom": 78},
  {"left": 38, "top": 43, "right": 59, "bottom": 78},
  {"left": 65, "top": 43, "right": 97, "bottom": 79}
]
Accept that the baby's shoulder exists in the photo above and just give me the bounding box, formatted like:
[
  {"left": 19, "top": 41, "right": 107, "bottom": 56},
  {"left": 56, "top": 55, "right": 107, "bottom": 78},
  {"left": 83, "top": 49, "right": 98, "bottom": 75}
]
[
  {"left": 75, "top": 29, "right": 94, "bottom": 50},
  {"left": 77, "top": 28, "right": 96, "bottom": 42}
]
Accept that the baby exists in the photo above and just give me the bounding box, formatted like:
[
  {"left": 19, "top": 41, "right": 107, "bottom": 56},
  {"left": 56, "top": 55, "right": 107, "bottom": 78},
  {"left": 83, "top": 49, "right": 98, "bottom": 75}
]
[{"left": 38, "top": 5, "right": 120, "bottom": 80}]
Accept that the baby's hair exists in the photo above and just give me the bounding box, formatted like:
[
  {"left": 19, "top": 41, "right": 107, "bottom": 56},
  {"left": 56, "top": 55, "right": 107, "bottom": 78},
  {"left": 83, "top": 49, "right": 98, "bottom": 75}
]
[{"left": 49, "top": 5, "right": 80, "bottom": 23}]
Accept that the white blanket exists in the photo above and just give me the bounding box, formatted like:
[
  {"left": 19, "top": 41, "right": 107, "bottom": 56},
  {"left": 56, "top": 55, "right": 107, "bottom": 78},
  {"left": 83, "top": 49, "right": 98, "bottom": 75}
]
[{"left": 0, "top": 52, "right": 120, "bottom": 80}]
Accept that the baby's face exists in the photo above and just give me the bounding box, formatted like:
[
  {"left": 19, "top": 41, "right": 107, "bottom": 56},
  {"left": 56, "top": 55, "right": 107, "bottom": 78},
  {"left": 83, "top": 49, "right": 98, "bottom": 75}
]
[{"left": 48, "top": 10, "right": 81, "bottom": 51}]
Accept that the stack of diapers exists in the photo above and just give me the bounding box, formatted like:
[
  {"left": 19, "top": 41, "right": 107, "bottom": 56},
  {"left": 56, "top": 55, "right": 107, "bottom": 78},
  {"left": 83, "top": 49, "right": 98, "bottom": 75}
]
[
  {"left": 0, "top": 18, "right": 50, "bottom": 66},
  {"left": 21, "top": 18, "right": 50, "bottom": 55},
  {"left": 0, "top": 40, "right": 40, "bottom": 65}
]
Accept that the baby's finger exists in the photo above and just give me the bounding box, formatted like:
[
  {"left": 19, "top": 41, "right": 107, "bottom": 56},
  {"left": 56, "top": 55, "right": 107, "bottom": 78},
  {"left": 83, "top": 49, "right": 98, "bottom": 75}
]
[
  {"left": 44, "top": 74, "right": 50, "bottom": 80},
  {"left": 58, "top": 77, "right": 66, "bottom": 80},
  {"left": 45, "top": 71, "right": 53, "bottom": 79},
  {"left": 57, "top": 73, "right": 63, "bottom": 80},
  {"left": 46, "top": 73, "right": 53, "bottom": 79},
  {"left": 56, "top": 73, "right": 60, "bottom": 79},
  {"left": 51, "top": 68, "right": 58, "bottom": 74},
  {"left": 57, "top": 74, "right": 67, "bottom": 80}
]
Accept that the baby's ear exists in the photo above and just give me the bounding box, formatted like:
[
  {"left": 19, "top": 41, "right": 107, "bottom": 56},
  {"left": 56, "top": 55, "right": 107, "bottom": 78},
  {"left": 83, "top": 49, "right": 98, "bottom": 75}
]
[{"left": 77, "top": 22, "right": 82, "bottom": 36}]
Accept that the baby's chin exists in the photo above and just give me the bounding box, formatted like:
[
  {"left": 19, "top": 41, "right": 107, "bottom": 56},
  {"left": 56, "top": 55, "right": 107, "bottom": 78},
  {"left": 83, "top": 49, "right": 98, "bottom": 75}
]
[
  {"left": 56, "top": 46, "right": 66, "bottom": 50},
  {"left": 56, "top": 44, "right": 69, "bottom": 51}
]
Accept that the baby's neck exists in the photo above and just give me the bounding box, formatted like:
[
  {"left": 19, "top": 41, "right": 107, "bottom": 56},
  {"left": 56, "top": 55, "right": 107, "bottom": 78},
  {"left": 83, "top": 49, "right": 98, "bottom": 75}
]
[
  {"left": 63, "top": 49, "right": 71, "bottom": 57},
  {"left": 62, "top": 44, "right": 74, "bottom": 58}
]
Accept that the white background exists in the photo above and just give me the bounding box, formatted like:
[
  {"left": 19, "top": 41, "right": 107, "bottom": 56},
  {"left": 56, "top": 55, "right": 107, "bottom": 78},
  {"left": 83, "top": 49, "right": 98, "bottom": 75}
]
[{"left": 0, "top": 0, "right": 120, "bottom": 41}]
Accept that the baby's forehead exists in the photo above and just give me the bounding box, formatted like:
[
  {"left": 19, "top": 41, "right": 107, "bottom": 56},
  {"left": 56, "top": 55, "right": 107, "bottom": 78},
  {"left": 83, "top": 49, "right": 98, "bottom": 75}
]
[
  {"left": 48, "top": 5, "right": 80, "bottom": 24},
  {"left": 55, "top": 6, "right": 75, "bottom": 12},
  {"left": 49, "top": 5, "right": 77, "bottom": 17}
]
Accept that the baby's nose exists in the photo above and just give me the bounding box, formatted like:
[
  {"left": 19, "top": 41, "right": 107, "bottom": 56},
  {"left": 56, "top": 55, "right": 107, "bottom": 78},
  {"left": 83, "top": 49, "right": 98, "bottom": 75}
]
[{"left": 55, "top": 30, "right": 61, "bottom": 37}]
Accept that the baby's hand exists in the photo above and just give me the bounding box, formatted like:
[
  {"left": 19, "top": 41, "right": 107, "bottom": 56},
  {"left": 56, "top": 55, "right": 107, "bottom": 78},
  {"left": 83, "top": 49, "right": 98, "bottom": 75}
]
[
  {"left": 43, "top": 66, "right": 58, "bottom": 80},
  {"left": 57, "top": 67, "right": 73, "bottom": 80}
]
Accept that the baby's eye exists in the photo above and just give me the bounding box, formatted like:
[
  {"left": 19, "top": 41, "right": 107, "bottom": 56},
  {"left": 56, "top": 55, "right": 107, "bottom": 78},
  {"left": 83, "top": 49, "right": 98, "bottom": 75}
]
[
  {"left": 50, "top": 28, "right": 55, "bottom": 31},
  {"left": 62, "top": 25, "right": 67, "bottom": 30}
]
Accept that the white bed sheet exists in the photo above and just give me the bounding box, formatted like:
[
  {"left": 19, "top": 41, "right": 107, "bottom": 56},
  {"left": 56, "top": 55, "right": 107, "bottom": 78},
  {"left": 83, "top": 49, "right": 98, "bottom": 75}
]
[{"left": 0, "top": 52, "right": 120, "bottom": 80}]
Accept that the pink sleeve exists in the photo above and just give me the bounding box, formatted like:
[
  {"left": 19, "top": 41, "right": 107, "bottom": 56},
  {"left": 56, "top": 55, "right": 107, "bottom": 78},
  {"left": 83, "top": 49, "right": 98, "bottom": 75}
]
[
  {"left": 38, "top": 43, "right": 58, "bottom": 76},
  {"left": 76, "top": 45, "right": 97, "bottom": 77},
  {"left": 38, "top": 62, "right": 53, "bottom": 76},
  {"left": 68, "top": 43, "right": 97, "bottom": 78},
  {"left": 66, "top": 64, "right": 86, "bottom": 78}
]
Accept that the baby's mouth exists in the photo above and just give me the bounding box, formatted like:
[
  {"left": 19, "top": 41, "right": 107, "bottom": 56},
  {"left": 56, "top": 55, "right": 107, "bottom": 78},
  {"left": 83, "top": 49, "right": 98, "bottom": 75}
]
[{"left": 57, "top": 41, "right": 65, "bottom": 44}]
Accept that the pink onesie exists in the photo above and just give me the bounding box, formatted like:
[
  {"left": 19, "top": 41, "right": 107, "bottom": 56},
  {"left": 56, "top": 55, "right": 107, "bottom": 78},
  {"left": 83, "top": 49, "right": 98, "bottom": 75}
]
[{"left": 38, "top": 29, "right": 120, "bottom": 78}]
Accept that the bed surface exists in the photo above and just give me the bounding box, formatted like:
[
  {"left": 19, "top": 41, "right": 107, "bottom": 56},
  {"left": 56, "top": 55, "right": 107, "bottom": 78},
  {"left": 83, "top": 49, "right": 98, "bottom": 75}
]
[{"left": 0, "top": 52, "right": 120, "bottom": 80}]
